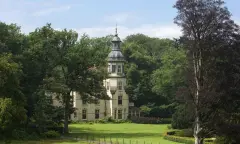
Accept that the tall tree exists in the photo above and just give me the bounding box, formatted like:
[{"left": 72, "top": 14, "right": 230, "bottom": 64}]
[
  {"left": 0, "top": 54, "right": 27, "bottom": 140},
  {"left": 174, "top": 0, "right": 240, "bottom": 143},
  {"left": 122, "top": 34, "right": 175, "bottom": 106},
  {"left": 44, "top": 32, "right": 108, "bottom": 133}
]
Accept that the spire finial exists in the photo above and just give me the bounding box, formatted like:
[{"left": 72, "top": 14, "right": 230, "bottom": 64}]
[{"left": 115, "top": 23, "right": 118, "bottom": 35}]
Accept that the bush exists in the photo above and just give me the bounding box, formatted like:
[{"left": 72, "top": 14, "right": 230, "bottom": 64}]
[
  {"left": 163, "top": 135, "right": 194, "bottom": 144},
  {"left": 130, "top": 117, "right": 172, "bottom": 124},
  {"left": 140, "top": 105, "right": 151, "bottom": 116},
  {"left": 12, "top": 129, "right": 29, "bottom": 140},
  {"left": 164, "top": 131, "right": 215, "bottom": 144},
  {"left": 149, "top": 103, "right": 177, "bottom": 118},
  {"left": 42, "top": 130, "right": 60, "bottom": 138},
  {"left": 175, "top": 129, "right": 193, "bottom": 137},
  {"left": 46, "top": 126, "right": 64, "bottom": 134},
  {"left": 214, "top": 136, "right": 235, "bottom": 144},
  {"left": 71, "top": 117, "right": 132, "bottom": 124},
  {"left": 11, "top": 129, "right": 40, "bottom": 140},
  {"left": 171, "top": 104, "right": 194, "bottom": 129}
]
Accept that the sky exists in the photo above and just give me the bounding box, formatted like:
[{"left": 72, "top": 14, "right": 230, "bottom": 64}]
[{"left": 0, "top": 0, "right": 240, "bottom": 39}]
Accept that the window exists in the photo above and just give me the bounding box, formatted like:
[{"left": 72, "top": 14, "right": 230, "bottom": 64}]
[
  {"left": 95, "top": 109, "right": 100, "bottom": 119},
  {"left": 118, "top": 81, "right": 122, "bottom": 90},
  {"left": 106, "top": 82, "right": 109, "bottom": 90},
  {"left": 118, "top": 110, "right": 122, "bottom": 119},
  {"left": 118, "top": 96, "right": 122, "bottom": 105},
  {"left": 82, "top": 109, "right": 87, "bottom": 119},
  {"left": 112, "top": 65, "right": 116, "bottom": 73},
  {"left": 117, "top": 65, "right": 121, "bottom": 73},
  {"left": 114, "top": 109, "right": 117, "bottom": 119}
]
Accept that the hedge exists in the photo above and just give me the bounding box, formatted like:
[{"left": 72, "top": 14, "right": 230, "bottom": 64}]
[
  {"left": 163, "top": 135, "right": 214, "bottom": 144},
  {"left": 164, "top": 131, "right": 215, "bottom": 144},
  {"left": 130, "top": 117, "right": 172, "bottom": 124}
]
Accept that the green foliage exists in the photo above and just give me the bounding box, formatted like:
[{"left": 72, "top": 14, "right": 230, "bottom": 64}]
[
  {"left": 123, "top": 35, "right": 178, "bottom": 106},
  {"left": 149, "top": 103, "right": 177, "bottom": 118},
  {"left": 171, "top": 104, "right": 194, "bottom": 129},
  {"left": 41, "top": 130, "right": 60, "bottom": 138},
  {"left": 174, "top": 129, "right": 193, "bottom": 137},
  {"left": 174, "top": 0, "right": 240, "bottom": 142},
  {"left": 130, "top": 117, "right": 172, "bottom": 124},
  {"left": 11, "top": 129, "right": 40, "bottom": 140},
  {"left": 31, "top": 89, "right": 64, "bottom": 133},
  {"left": 0, "top": 98, "right": 27, "bottom": 140},
  {"left": 151, "top": 46, "right": 187, "bottom": 102},
  {"left": 71, "top": 117, "right": 131, "bottom": 124},
  {"left": 163, "top": 135, "right": 195, "bottom": 144},
  {"left": 214, "top": 136, "right": 236, "bottom": 144},
  {"left": 164, "top": 133, "right": 214, "bottom": 144},
  {"left": 139, "top": 105, "right": 151, "bottom": 116}
]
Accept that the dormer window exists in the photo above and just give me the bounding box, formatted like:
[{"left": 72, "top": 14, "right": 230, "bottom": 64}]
[
  {"left": 117, "top": 65, "right": 121, "bottom": 73},
  {"left": 112, "top": 65, "right": 116, "bottom": 73}
]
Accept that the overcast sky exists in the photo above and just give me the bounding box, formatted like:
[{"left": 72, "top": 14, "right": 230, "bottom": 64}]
[{"left": 0, "top": 0, "right": 239, "bottom": 39}]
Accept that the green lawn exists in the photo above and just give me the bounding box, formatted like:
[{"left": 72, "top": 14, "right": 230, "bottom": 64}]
[
  {"left": 5, "top": 123, "right": 181, "bottom": 144},
  {"left": 68, "top": 123, "right": 180, "bottom": 144}
]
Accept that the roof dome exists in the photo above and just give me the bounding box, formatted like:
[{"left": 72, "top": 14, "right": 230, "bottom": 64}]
[
  {"left": 112, "top": 35, "right": 121, "bottom": 42},
  {"left": 108, "top": 51, "right": 125, "bottom": 62}
]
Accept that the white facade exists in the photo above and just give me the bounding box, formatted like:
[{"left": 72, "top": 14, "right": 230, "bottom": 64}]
[{"left": 53, "top": 29, "right": 129, "bottom": 121}]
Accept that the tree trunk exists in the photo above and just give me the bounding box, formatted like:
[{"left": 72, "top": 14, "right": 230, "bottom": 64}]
[
  {"left": 63, "top": 94, "right": 70, "bottom": 134},
  {"left": 194, "top": 113, "right": 203, "bottom": 144},
  {"left": 193, "top": 53, "right": 203, "bottom": 144}
]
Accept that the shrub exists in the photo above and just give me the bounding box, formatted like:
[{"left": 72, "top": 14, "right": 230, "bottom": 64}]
[
  {"left": 130, "top": 117, "right": 172, "bottom": 124},
  {"left": 171, "top": 104, "right": 194, "bottom": 129},
  {"left": 140, "top": 105, "right": 151, "bottom": 116},
  {"left": 163, "top": 135, "right": 194, "bottom": 144},
  {"left": 175, "top": 129, "right": 193, "bottom": 137},
  {"left": 12, "top": 129, "right": 29, "bottom": 140},
  {"left": 42, "top": 130, "right": 60, "bottom": 138},
  {"left": 46, "top": 126, "right": 64, "bottom": 134},
  {"left": 11, "top": 129, "right": 40, "bottom": 140},
  {"left": 164, "top": 131, "right": 215, "bottom": 144},
  {"left": 149, "top": 103, "right": 177, "bottom": 118},
  {"left": 167, "top": 125, "right": 172, "bottom": 130}
]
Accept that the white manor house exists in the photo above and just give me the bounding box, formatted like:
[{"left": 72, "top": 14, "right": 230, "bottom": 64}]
[{"left": 53, "top": 29, "right": 140, "bottom": 121}]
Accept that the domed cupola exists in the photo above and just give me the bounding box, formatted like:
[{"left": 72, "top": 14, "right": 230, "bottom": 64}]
[{"left": 108, "top": 27, "right": 125, "bottom": 62}]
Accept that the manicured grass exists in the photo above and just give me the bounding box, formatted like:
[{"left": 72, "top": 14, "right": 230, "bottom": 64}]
[
  {"left": 4, "top": 123, "right": 181, "bottom": 144},
  {"left": 68, "top": 123, "right": 181, "bottom": 144}
]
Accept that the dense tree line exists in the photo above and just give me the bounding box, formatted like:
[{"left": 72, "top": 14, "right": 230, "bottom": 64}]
[{"left": 0, "top": 23, "right": 110, "bottom": 140}]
